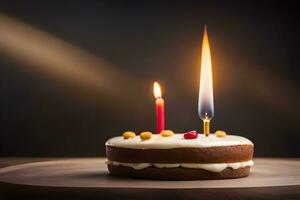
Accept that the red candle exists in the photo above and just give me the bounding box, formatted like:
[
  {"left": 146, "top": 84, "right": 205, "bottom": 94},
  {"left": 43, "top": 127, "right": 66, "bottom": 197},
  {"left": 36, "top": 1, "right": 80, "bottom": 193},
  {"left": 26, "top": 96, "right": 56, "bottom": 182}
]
[{"left": 153, "top": 82, "right": 165, "bottom": 133}]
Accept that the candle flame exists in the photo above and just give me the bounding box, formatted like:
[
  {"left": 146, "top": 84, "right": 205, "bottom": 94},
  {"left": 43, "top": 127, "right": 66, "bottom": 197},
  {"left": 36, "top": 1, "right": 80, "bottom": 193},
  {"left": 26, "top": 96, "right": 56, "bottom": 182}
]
[
  {"left": 153, "top": 82, "right": 162, "bottom": 98},
  {"left": 198, "top": 26, "right": 214, "bottom": 120}
]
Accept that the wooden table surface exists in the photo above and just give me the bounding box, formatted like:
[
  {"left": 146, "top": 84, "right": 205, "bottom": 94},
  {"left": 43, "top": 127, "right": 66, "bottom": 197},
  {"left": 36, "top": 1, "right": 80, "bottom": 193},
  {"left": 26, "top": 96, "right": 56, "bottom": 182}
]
[{"left": 0, "top": 157, "right": 299, "bottom": 200}]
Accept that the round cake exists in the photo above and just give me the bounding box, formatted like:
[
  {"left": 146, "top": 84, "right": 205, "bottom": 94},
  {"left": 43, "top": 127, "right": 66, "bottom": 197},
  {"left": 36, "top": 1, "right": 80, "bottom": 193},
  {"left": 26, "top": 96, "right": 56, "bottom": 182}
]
[{"left": 105, "top": 133, "right": 254, "bottom": 180}]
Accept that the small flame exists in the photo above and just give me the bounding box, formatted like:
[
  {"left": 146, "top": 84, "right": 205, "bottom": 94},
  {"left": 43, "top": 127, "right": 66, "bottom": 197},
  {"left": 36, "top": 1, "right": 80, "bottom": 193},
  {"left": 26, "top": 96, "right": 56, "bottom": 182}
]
[
  {"left": 198, "top": 26, "right": 214, "bottom": 120},
  {"left": 153, "top": 82, "right": 162, "bottom": 99}
]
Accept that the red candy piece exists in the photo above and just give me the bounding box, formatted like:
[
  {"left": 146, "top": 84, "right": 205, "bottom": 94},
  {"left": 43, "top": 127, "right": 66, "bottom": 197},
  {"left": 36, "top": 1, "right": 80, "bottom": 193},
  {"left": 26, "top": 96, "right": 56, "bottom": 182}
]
[{"left": 184, "top": 130, "right": 198, "bottom": 139}]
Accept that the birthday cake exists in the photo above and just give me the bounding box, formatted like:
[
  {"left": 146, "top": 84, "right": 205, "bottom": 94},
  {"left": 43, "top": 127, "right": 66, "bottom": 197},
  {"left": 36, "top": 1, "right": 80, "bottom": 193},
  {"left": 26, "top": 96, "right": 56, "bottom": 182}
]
[
  {"left": 106, "top": 130, "right": 254, "bottom": 180},
  {"left": 106, "top": 27, "right": 254, "bottom": 180}
]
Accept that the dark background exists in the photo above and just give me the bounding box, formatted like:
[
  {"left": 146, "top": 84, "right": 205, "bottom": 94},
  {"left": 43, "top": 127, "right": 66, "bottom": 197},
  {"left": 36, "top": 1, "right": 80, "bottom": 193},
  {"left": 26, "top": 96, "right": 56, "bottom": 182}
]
[{"left": 0, "top": 1, "right": 299, "bottom": 157}]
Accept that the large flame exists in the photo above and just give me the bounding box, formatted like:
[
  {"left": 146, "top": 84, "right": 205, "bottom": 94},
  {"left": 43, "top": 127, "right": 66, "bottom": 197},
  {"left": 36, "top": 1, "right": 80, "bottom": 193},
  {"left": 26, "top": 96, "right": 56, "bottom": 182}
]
[{"left": 198, "top": 26, "right": 214, "bottom": 120}]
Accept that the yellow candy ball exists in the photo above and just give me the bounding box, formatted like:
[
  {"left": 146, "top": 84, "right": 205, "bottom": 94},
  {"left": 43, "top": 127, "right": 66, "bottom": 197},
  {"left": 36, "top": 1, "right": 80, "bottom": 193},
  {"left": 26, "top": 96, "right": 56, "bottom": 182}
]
[
  {"left": 215, "top": 130, "right": 227, "bottom": 137},
  {"left": 123, "top": 131, "right": 136, "bottom": 139},
  {"left": 140, "top": 131, "right": 152, "bottom": 140},
  {"left": 160, "top": 130, "right": 174, "bottom": 137}
]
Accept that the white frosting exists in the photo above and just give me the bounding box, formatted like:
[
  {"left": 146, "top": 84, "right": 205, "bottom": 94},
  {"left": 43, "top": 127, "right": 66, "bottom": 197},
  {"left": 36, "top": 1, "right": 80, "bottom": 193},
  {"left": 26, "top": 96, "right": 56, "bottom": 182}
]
[
  {"left": 107, "top": 160, "right": 254, "bottom": 172},
  {"left": 106, "top": 134, "right": 253, "bottom": 149}
]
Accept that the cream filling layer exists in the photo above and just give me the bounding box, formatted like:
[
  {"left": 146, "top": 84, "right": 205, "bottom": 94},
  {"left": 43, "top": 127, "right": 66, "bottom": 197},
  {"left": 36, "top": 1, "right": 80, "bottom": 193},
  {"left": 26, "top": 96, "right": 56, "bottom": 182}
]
[{"left": 108, "top": 160, "right": 254, "bottom": 173}]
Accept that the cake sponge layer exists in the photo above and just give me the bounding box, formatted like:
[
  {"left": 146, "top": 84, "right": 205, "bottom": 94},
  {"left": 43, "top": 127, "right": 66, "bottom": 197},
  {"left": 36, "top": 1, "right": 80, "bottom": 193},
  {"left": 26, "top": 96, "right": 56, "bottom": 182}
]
[
  {"left": 106, "top": 144, "right": 253, "bottom": 163},
  {"left": 107, "top": 165, "right": 251, "bottom": 180}
]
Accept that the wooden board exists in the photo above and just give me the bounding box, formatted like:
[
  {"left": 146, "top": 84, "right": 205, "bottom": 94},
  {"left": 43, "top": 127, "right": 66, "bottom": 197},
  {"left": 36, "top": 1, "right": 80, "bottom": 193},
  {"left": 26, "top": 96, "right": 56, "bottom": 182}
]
[{"left": 0, "top": 158, "right": 299, "bottom": 200}]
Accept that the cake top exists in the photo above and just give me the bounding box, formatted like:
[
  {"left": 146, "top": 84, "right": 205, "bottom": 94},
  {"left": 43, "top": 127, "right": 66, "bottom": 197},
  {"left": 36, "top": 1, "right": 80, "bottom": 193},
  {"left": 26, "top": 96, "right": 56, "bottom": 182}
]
[{"left": 105, "top": 133, "right": 253, "bottom": 149}]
